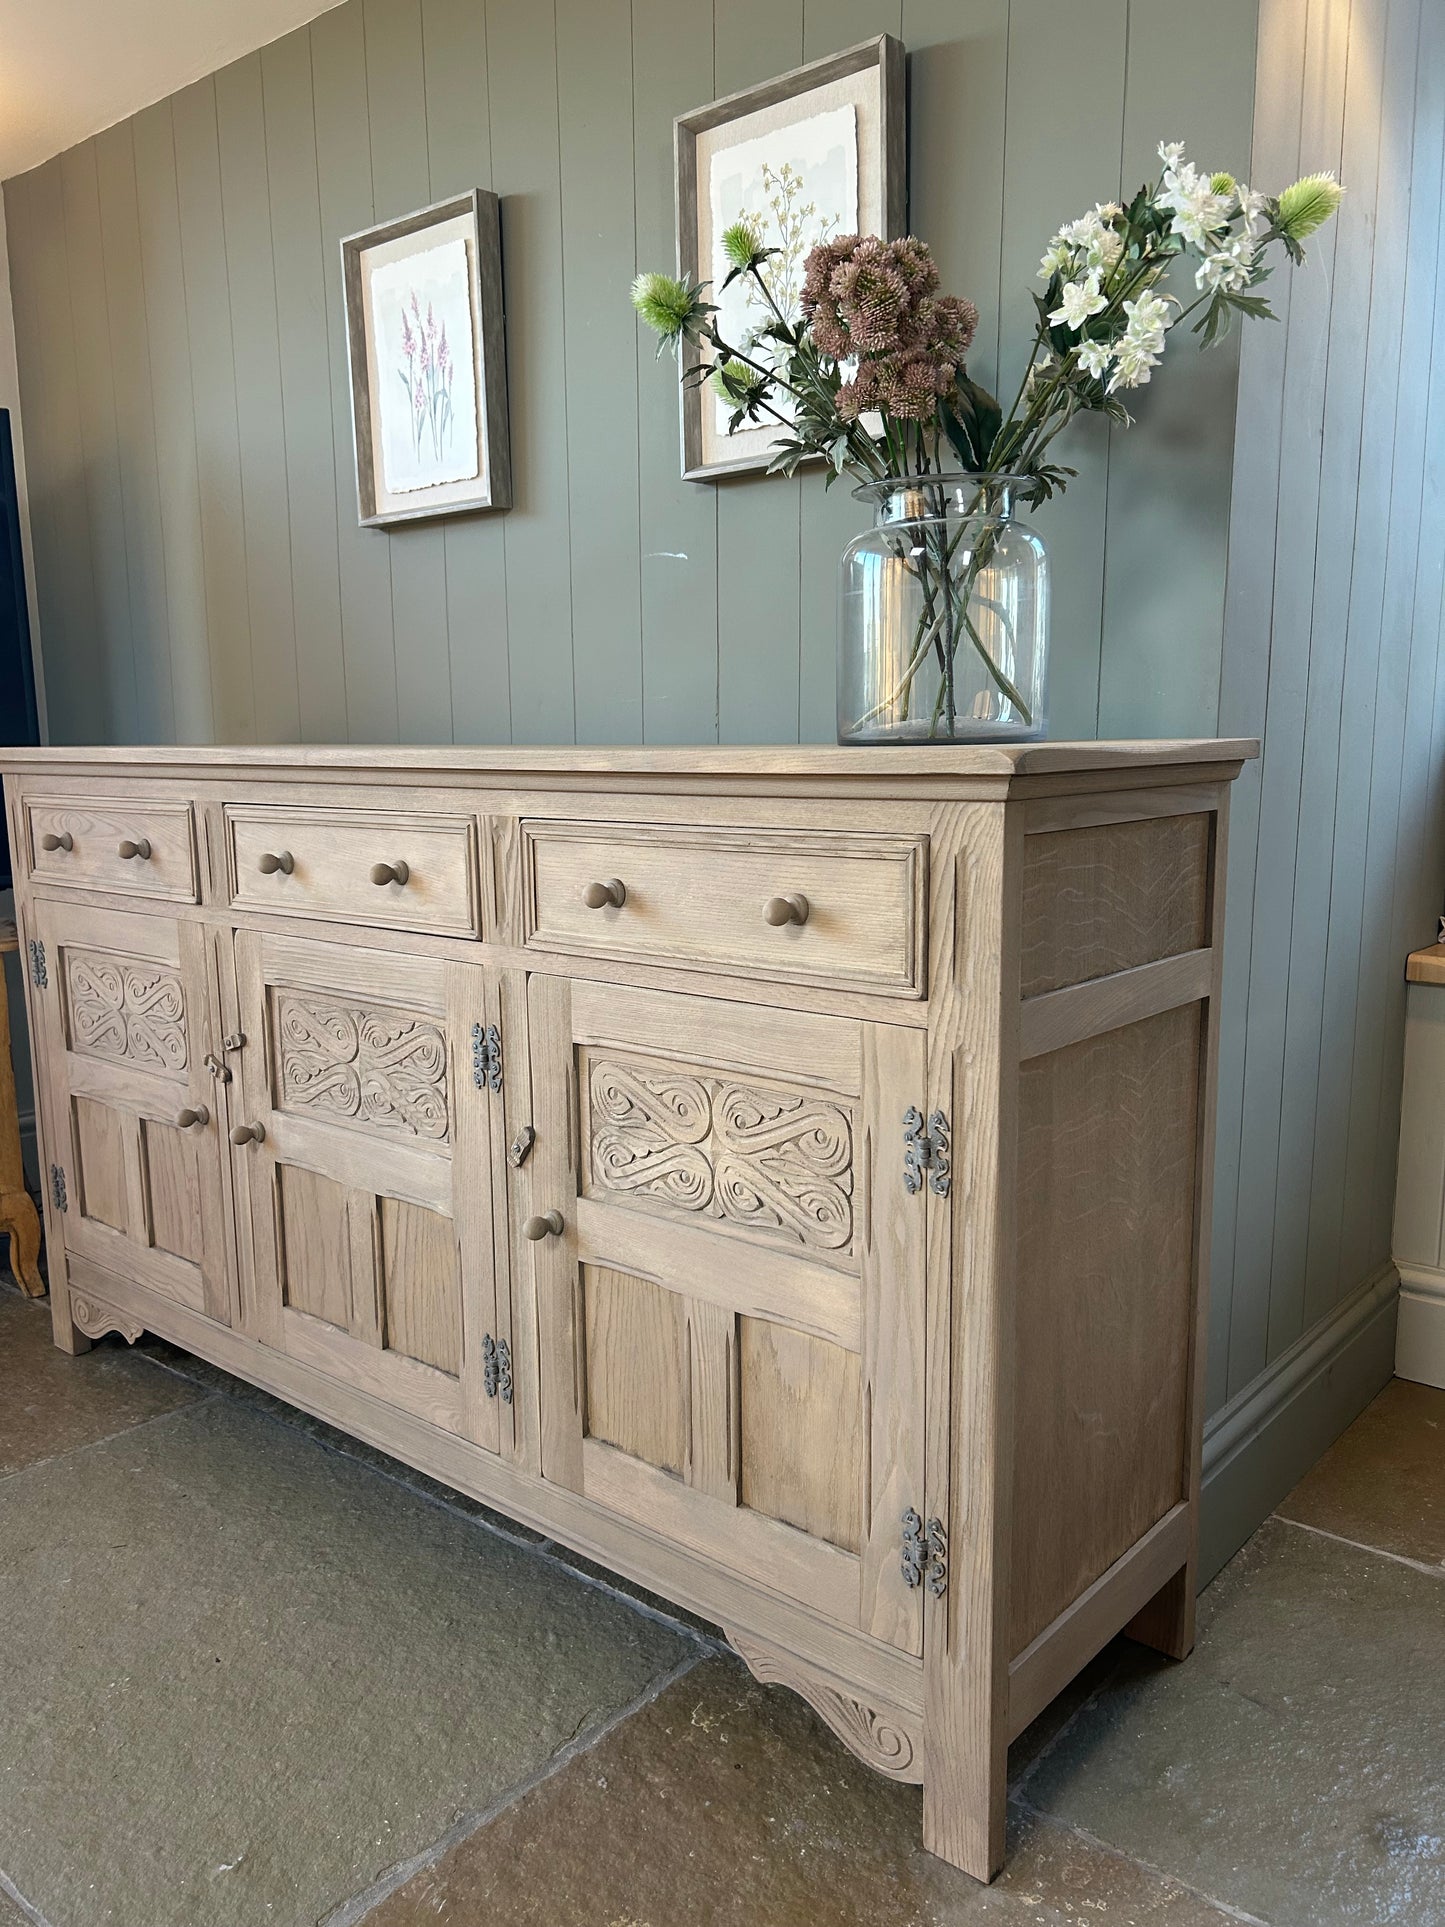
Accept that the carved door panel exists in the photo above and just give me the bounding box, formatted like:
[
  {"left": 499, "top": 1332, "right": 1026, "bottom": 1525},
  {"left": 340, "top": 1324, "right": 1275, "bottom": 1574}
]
[
  {"left": 32, "top": 900, "right": 232, "bottom": 1323},
  {"left": 231, "top": 929, "right": 508, "bottom": 1451},
  {"left": 527, "top": 976, "right": 927, "bottom": 1655}
]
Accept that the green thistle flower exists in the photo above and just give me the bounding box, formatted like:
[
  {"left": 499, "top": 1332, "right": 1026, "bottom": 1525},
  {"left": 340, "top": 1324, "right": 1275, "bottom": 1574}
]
[
  {"left": 1277, "top": 172, "right": 1344, "bottom": 242},
  {"left": 721, "top": 219, "right": 765, "bottom": 273},
  {"left": 630, "top": 271, "right": 712, "bottom": 354},
  {"left": 1210, "top": 172, "right": 1236, "bottom": 196},
  {"left": 711, "top": 358, "right": 765, "bottom": 406}
]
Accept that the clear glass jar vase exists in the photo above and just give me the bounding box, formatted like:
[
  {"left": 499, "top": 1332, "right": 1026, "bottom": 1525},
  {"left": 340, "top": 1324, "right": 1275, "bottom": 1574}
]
[{"left": 838, "top": 473, "right": 1049, "bottom": 744}]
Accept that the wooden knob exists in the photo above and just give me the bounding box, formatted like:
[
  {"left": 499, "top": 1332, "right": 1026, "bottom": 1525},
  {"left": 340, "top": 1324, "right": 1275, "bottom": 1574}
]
[
  {"left": 370, "top": 859, "right": 411, "bottom": 887},
  {"left": 763, "top": 893, "right": 809, "bottom": 927},
  {"left": 582, "top": 878, "right": 626, "bottom": 910},
  {"left": 117, "top": 837, "right": 153, "bottom": 861},
  {"left": 522, "top": 1210, "right": 564, "bottom": 1242},
  {"left": 258, "top": 850, "right": 294, "bottom": 875},
  {"left": 229, "top": 1122, "right": 266, "bottom": 1146},
  {"left": 175, "top": 1105, "right": 210, "bottom": 1130},
  {"left": 41, "top": 831, "right": 73, "bottom": 852}
]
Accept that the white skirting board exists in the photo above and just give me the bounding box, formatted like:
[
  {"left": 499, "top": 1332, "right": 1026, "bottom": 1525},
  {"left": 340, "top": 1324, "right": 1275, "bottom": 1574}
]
[{"left": 1395, "top": 1263, "right": 1445, "bottom": 1390}]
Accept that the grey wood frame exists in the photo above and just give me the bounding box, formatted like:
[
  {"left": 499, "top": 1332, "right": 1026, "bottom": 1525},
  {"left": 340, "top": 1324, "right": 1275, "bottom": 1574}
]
[
  {"left": 674, "top": 34, "right": 906, "bottom": 484},
  {"left": 340, "top": 189, "right": 511, "bottom": 527}
]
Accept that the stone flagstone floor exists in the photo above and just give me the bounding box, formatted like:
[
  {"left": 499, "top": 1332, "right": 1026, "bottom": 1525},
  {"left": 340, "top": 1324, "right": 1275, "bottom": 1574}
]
[{"left": 1, "top": 1272, "right": 1442, "bottom": 1926}]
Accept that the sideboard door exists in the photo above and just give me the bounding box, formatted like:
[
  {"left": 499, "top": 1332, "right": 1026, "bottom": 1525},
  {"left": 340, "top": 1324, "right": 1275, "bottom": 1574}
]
[
  {"left": 32, "top": 900, "right": 233, "bottom": 1325},
  {"left": 526, "top": 975, "right": 927, "bottom": 1655},
  {"left": 231, "top": 929, "right": 505, "bottom": 1451}
]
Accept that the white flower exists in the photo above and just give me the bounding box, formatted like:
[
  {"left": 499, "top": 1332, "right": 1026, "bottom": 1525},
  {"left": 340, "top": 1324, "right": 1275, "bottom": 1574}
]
[
  {"left": 1024, "top": 351, "right": 1057, "bottom": 398},
  {"left": 1108, "top": 336, "right": 1162, "bottom": 391},
  {"left": 1038, "top": 235, "right": 1076, "bottom": 282},
  {"left": 1076, "top": 339, "right": 1113, "bottom": 378},
  {"left": 1158, "top": 140, "right": 1187, "bottom": 170},
  {"left": 1158, "top": 159, "right": 1233, "bottom": 249},
  {"left": 1235, "top": 183, "right": 1270, "bottom": 235},
  {"left": 1195, "top": 236, "right": 1257, "bottom": 294},
  {"left": 1048, "top": 272, "right": 1107, "bottom": 331}
]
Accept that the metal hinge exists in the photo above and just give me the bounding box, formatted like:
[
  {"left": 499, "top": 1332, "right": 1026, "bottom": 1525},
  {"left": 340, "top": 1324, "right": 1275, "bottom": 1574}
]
[
  {"left": 472, "top": 1021, "right": 503, "bottom": 1093},
  {"left": 901, "top": 1508, "right": 947, "bottom": 1596},
  {"left": 49, "top": 1163, "right": 67, "bottom": 1213},
  {"left": 28, "top": 938, "right": 47, "bottom": 989},
  {"left": 482, "top": 1333, "right": 514, "bottom": 1405},
  {"left": 903, "top": 1107, "right": 951, "bottom": 1197}
]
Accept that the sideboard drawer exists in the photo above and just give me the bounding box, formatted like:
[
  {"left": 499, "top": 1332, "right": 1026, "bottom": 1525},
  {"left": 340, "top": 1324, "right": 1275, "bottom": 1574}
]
[
  {"left": 521, "top": 821, "right": 927, "bottom": 996},
  {"left": 25, "top": 795, "right": 199, "bottom": 903},
  {"left": 227, "top": 806, "right": 480, "bottom": 938}
]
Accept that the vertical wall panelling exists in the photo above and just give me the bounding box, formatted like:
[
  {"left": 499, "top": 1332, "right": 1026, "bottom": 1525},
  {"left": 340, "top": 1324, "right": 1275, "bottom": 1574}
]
[
  {"left": 420, "top": 0, "right": 511, "bottom": 744},
  {"left": 632, "top": 0, "right": 719, "bottom": 743},
  {"left": 131, "top": 102, "right": 215, "bottom": 740},
  {"left": 310, "top": 3, "right": 396, "bottom": 741},
  {"left": 714, "top": 3, "right": 805, "bottom": 746},
  {"left": 215, "top": 55, "right": 302, "bottom": 744},
  {"left": 59, "top": 142, "right": 138, "bottom": 742},
  {"left": 260, "top": 27, "right": 348, "bottom": 742},
  {"left": 171, "top": 78, "right": 256, "bottom": 742},
  {"left": 1096, "top": 0, "right": 1258, "bottom": 741},
  {"left": 485, "top": 0, "right": 576, "bottom": 743},
  {"left": 555, "top": 0, "right": 643, "bottom": 744},
  {"left": 996, "top": 0, "right": 1127, "bottom": 742},
  {"left": 797, "top": 0, "right": 904, "bottom": 743},
  {"left": 1207, "top": 0, "right": 1306, "bottom": 1412},
  {"left": 363, "top": 0, "right": 453, "bottom": 744},
  {"left": 1229, "top": 0, "right": 1351, "bottom": 1389},
  {"left": 93, "top": 121, "right": 176, "bottom": 741}
]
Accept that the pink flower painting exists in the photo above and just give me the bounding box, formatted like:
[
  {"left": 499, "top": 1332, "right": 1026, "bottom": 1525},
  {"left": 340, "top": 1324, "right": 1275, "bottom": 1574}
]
[{"left": 368, "top": 235, "right": 480, "bottom": 496}]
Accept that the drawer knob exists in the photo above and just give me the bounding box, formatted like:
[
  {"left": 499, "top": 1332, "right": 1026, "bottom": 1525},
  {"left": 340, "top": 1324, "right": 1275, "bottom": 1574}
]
[
  {"left": 582, "top": 878, "right": 627, "bottom": 911},
  {"left": 229, "top": 1122, "right": 266, "bottom": 1146},
  {"left": 40, "top": 831, "right": 73, "bottom": 852},
  {"left": 370, "top": 859, "right": 411, "bottom": 887},
  {"left": 522, "top": 1210, "right": 564, "bottom": 1242},
  {"left": 174, "top": 1105, "right": 210, "bottom": 1131},
  {"left": 258, "top": 850, "right": 294, "bottom": 876},
  {"left": 763, "top": 893, "right": 810, "bottom": 928},
  {"left": 117, "top": 837, "right": 153, "bottom": 861}
]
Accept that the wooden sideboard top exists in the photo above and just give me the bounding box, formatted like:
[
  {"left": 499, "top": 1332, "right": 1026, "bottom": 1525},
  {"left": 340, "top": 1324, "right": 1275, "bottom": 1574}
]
[{"left": 0, "top": 738, "right": 1258, "bottom": 780}]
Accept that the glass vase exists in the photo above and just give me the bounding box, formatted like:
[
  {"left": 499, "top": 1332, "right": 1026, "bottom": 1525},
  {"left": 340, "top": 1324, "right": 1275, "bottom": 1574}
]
[{"left": 838, "top": 473, "right": 1049, "bottom": 745}]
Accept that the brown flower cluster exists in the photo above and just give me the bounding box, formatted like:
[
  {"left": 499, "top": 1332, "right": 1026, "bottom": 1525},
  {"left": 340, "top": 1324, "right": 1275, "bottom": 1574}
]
[{"left": 801, "top": 235, "right": 979, "bottom": 420}]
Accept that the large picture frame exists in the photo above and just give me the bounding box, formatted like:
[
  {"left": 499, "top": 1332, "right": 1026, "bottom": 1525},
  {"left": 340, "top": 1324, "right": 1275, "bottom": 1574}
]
[
  {"left": 341, "top": 189, "right": 511, "bottom": 527},
  {"left": 674, "top": 35, "right": 906, "bottom": 483}
]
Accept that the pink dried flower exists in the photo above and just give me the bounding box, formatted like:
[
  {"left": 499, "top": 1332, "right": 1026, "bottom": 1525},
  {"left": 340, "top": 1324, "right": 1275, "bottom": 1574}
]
[
  {"left": 438, "top": 320, "right": 451, "bottom": 377},
  {"left": 400, "top": 310, "right": 416, "bottom": 360}
]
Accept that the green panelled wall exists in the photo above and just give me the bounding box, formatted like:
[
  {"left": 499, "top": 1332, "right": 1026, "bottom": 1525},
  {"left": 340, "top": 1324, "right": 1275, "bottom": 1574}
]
[{"left": 5, "top": 0, "right": 1445, "bottom": 1496}]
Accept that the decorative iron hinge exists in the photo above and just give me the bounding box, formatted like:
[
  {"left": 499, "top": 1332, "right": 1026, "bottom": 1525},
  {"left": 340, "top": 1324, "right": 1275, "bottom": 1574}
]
[
  {"left": 903, "top": 1107, "right": 951, "bottom": 1197},
  {"left": 901, "top": 1508, "right": 947, "bottom": 1595},
  {"left": 482, "top": 1333, "right": 514, "bottom": 1404},
  {"left": 28, "top": 938, "right": 47, "bottom": 989},
  {"left": 49, "top": 1163, "right": 67, "bottom": 1213},
  {"left": 472, "top": 1021, "right": 503, "bottom": 1093}
]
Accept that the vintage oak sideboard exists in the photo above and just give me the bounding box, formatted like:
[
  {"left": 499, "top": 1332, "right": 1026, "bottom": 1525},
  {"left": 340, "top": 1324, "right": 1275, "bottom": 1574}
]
[{"left": 2, "top": 739, "right": 1252, "bottom": 1882}]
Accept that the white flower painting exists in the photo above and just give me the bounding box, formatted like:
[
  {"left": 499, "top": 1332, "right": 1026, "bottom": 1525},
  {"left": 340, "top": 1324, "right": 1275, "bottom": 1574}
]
[
  {"left": 708, "top": 105, "right": 857, "bottom": 430},
  {"left": 369, "top": 238, "right": 480, "bottom": 495}
]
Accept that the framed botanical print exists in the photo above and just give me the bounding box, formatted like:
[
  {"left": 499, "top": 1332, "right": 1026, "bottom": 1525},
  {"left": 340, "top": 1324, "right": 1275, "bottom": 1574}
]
[
  {"left": 674, "top": 35, "right": 906, "bottom": 482},
  {"left": 341, "top": 189, "right": 511, "bottom": 527}
]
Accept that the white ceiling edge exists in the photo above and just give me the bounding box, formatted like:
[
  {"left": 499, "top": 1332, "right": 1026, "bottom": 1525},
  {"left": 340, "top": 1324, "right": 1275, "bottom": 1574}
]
[{"left": 0, "top": 0, "right": 351, "bottom": 184}]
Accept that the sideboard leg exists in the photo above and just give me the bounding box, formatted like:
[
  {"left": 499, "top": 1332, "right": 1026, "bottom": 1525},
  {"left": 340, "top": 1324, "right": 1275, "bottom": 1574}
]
[
  {"left": 49, "top": 1283, "right": 93, "bottom": 1356},
  {"left": 921, "top": 1725, "right": 1009, "bottom": 1882},
  {"left": 1126, "top": 1556, "right": 1196, "bottom": 1660}
]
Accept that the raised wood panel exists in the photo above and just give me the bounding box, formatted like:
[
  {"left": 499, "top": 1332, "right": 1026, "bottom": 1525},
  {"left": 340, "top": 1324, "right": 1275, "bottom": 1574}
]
[
  {"left": 1011, "top": 1002, "right": 1202, "bottom": 1652},
  {"left": 1019, "top": 813, "right": 1211, "bottom": 998},
  {"left": 279, "top": 1163, "right": 352, "bottom": 1331},
  {"left": 74, "top": 1096, "right": 128, "bottom": 1233},
  {"left": 583, "top": 1264, "right": 688, "bottom": 1476},
  {"left": 380, "top": 1196, "right": 462, "bottom": 1377},
  {"left": 739, "top": 1317, "right": 863, "bottom": 1555},
  {"left": 143, "top": 1118, "right": 202, "bottom": 1265}
]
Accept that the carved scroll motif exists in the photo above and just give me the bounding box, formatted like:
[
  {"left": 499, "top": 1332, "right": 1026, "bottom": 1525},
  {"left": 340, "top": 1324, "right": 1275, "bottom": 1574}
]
[
  {"left": 66, "top": 951, "right": 187, "bottom": 1073},
  {"left": 70, "top": 1294, "right": 145, "bottom": 1346},
  {"left": 727, "top": 1629, "right": 922, "bottom": 1784},
  {"left": 588, "top": 1056, "right": 853, "bottom": 1252},
  {"left": 276, "top": 993, "right": 449, "bottom": 1141}
]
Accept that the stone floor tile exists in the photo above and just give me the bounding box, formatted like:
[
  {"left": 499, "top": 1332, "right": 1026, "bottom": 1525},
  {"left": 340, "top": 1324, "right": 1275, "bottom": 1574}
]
[
  {"left": 1020, "top": 1517, "right": 1445, "bottom": 1926},
  {"left": 1277, "top": 1375, "right": 1445, "bottom": 1568},
  {"left": 0, "top": 1885, "right": 33, "bottom": 1927},
  {"left": 0, "top": 1289, "right": 201, "bottom": 1477},
  {"left": 0, "top": 1397, "right": 694, "bottom": 1927},
  {"left": 362, "top": 1657, "right": 1237, "bottom": 1927}
]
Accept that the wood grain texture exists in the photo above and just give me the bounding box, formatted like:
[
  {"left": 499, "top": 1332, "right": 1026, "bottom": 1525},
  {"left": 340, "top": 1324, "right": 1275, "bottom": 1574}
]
[
  {"left": 739, "top": 1317, "right": 863, "bottom": 1553},
  {"left": 143, "top": 1118, "right": 202, "bottom": 1265},
  {"left": 583, "top": 1264, "right": 688, "bottom": 1475},
  {"left": 380, "top": 1195, "right": 462, "bottom": 1375},
  {"left": 279, "top": 1162, "right": 353, "bottom": 1329}
]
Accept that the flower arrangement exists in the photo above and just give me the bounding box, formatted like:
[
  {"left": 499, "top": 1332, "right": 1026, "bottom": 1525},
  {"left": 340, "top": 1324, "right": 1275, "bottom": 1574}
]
[
  {"left": 398, "top": 289, "right": 457, "bottom": 464},
  {"left": 633, "top": 142, "right": 1342, "bottom": 741}
]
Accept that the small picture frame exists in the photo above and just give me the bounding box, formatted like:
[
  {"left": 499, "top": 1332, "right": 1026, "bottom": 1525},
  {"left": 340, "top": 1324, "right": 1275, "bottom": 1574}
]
[
  {"left": 341, "top": 189, "right": 511, "bottom": 527},
  {"left": 674, "top": 35, "right": 906, "bottom": 483}
]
